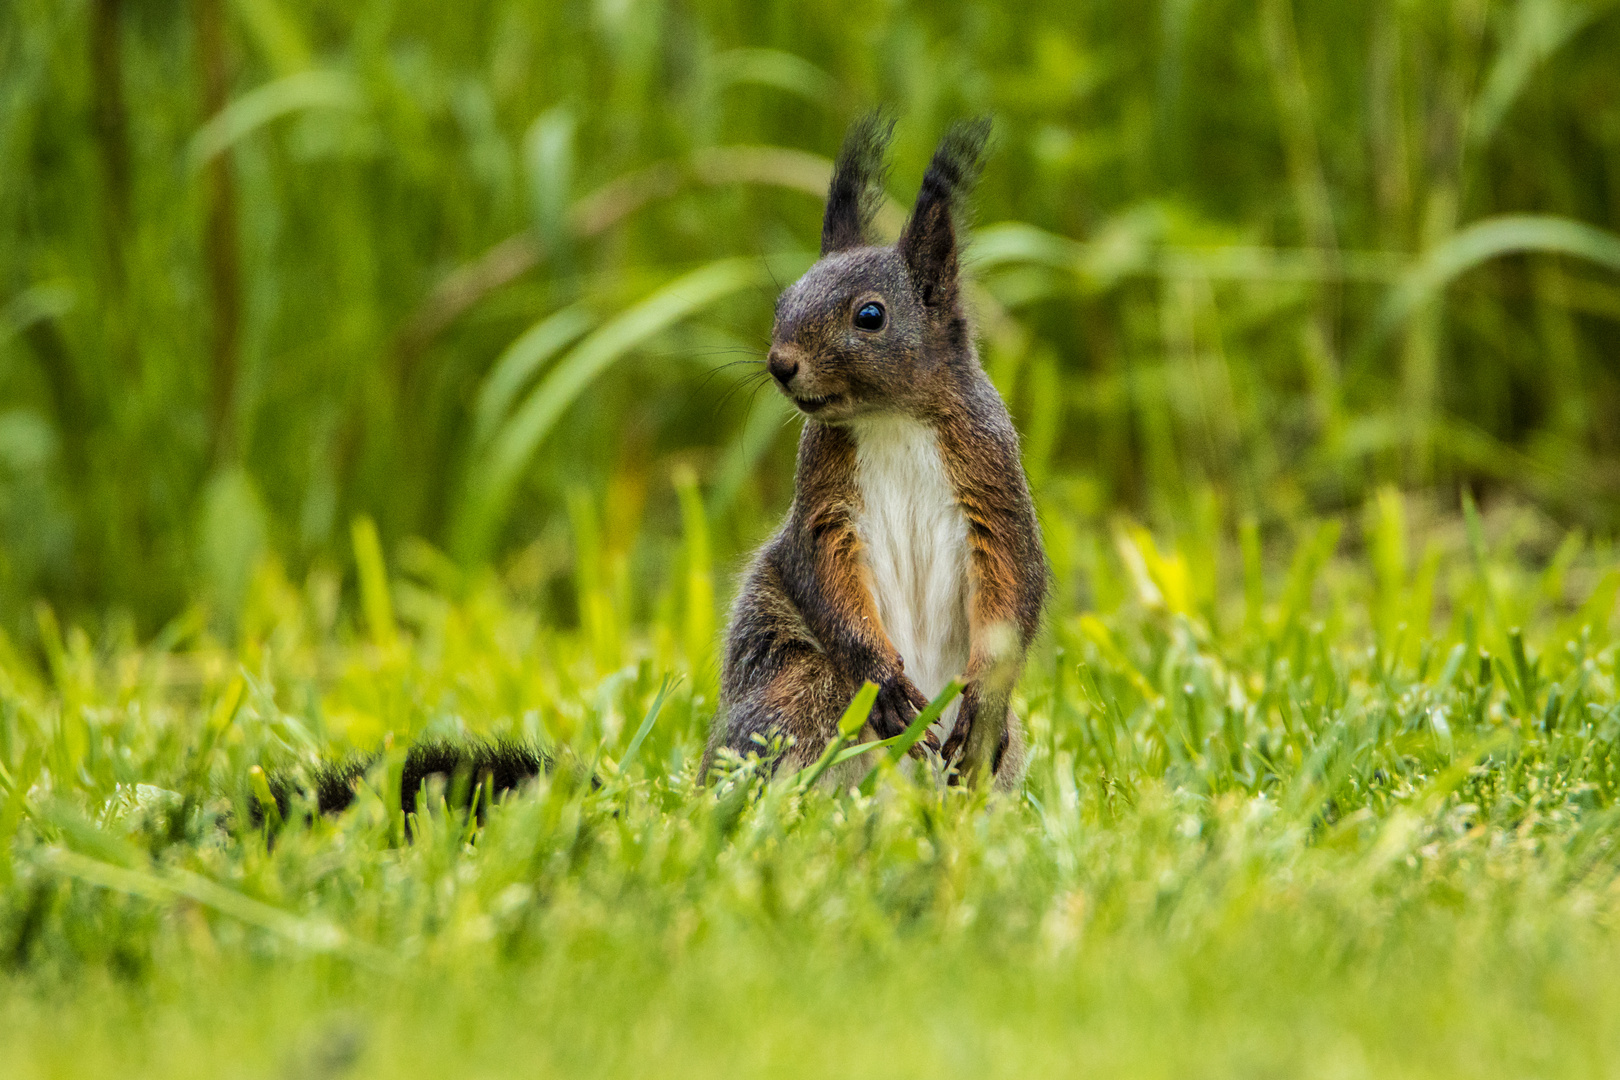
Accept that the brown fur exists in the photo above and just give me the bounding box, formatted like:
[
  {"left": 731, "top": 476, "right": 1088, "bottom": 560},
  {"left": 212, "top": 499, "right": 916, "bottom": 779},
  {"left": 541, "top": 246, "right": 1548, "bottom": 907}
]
[{"left": 702, "top": 116, "right": 1046, "bottom": 791}]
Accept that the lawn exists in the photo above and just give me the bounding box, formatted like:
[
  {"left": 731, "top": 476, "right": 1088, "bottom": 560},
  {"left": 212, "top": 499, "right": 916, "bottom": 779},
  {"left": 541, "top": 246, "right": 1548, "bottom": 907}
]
[{"left": 5, "top": 495, "right": 1620, "bottom": 1078}]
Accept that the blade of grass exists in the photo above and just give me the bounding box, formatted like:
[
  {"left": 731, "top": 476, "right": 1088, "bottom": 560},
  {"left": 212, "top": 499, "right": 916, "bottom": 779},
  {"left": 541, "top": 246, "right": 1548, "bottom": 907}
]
[
  {"left": 470, "top": 303, "right": 595, "bottom": 449},
  {"left": 186, "top": 69, "right": 362, "bottom": 172},
  {"left": 38, "top": 846, "right": 398, "bottom": 972},
  {"left": 710, "top": 48, "right": 840, "bottom": 108},
  {"left": 1362, "top": 214, "right": 1620, "bottom": 360},
  {"left": 792, "top": 681, "right": 878, "bottom": 793},
  {"left": 619, "top": 674, "right": 678, "bottom": 774},
  {"left": 351, "top": 515, "right": 396, "bottom": 650},
  {"left": 454, "top": 256, "right": 780, "bottom": 561},
  {"left": 247, "top": 765, "right": 282, "bottom": 832},
  {"left": 855, "top": 680, "right": 964, "bottom": 795}
]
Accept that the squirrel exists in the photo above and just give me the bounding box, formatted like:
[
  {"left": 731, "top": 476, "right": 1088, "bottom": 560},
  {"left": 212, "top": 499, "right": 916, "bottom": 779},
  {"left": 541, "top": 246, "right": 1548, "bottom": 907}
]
[{"left": 702, "top": 116, "right": 1047, "bottom": 791}]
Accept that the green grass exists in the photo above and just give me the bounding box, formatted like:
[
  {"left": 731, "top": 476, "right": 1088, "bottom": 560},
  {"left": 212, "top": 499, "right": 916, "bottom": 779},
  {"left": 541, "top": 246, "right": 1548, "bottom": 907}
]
[
  {"left": 4, "top": 495, "right": 1620, "bottom": 1077},
  {"left": 4, "top": 1, "right": 1620, "bottom": 632}
]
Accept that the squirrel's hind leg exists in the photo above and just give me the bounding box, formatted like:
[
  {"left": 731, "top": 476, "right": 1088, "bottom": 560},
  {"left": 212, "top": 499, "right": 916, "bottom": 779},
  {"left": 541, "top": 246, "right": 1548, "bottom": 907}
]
[
  {"left": 990, "top": 707, "right": 1028, "bottom": 792},
  {"left": 941, "top": 696, "right": 1030, "bottom": 793},
  {"left": 706, "top": 642, "right": 860, "bottom": 783}
]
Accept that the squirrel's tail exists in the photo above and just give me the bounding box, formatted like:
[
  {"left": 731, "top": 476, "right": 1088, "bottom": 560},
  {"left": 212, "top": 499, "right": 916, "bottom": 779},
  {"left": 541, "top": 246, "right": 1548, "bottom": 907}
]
[{"left": 256, "top": 739, "right": 551, "bottom": 824}]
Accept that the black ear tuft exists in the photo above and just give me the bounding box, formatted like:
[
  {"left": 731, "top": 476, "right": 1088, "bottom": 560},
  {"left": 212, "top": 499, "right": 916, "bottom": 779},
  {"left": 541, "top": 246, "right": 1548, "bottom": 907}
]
[
  {"left": 899, "top": 117, "right": 991, "bottom": 309},
  {"left": 821, "top": 112, "right": 896, "bottom": 256}
]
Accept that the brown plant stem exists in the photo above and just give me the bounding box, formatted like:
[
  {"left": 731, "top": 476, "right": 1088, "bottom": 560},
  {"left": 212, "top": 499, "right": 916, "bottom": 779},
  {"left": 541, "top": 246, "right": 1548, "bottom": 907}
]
[{"left": 91, "top": 0, "right": 130, "bottom": 285}]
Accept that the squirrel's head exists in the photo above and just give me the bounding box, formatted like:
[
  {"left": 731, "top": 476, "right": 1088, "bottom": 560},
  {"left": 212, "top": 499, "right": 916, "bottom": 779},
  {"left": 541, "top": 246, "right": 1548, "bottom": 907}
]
[{"left": 768, "top": 115, "right": 988, "bottom": 423}]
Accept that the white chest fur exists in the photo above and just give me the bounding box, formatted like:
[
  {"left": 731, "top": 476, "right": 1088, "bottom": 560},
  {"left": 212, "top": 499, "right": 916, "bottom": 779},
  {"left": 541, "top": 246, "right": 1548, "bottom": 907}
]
[{"left": 849, "top": 414, "right": 971, "bottom": 734}]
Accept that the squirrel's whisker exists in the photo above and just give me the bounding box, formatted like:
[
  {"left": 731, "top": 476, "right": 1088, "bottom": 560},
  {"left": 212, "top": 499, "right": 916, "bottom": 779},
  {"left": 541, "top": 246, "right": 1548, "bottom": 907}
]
[
  {"left": 693, "top": 360, "right": 767, "bottom": 397},
  {"left": 712, "top": 370, "right": 773, "bottom": 416}
]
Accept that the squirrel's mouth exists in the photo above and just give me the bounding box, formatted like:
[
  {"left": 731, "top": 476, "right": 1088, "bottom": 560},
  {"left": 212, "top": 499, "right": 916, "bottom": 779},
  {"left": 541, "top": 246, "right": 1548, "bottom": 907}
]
[{"left": 792, "top": 393, "right": 837, "bottom": 414}]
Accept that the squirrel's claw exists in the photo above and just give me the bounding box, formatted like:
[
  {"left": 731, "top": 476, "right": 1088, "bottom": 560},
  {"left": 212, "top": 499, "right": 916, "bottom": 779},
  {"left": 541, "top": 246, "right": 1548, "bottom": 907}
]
[
  {"left": 904, "top": 681, "right": 929, "bottom": 712},
  {"left": 939, "top": 686, "right": 977, "bottom": 766},
  {"left": 870, "top": 674, "right": 924, "bottom": 739}
]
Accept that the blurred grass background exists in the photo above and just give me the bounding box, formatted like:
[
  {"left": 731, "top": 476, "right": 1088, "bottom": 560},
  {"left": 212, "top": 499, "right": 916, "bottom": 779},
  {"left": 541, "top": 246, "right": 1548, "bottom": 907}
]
[{"left": 4, "top": 0, "right": 1620, "bottom": 644}]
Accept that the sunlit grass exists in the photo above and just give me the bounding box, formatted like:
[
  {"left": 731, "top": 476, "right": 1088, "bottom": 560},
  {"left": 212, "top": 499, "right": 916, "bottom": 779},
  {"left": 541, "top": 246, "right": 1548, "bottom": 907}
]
[{"left": 4, "top": 494, "right": 1620, "bottom": 1076}]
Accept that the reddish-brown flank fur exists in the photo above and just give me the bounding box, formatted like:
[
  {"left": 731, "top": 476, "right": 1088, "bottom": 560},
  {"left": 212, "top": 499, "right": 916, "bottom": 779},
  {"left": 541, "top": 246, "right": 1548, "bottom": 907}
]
[{"left": 702, "top": 116, "right": 1046, "bottom": 790}]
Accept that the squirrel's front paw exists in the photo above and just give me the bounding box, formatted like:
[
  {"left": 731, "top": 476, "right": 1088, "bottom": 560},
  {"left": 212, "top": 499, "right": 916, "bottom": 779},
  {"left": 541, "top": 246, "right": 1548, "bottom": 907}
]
[{"left": 870, "top": 674, "right": 929, "bottom": 740}]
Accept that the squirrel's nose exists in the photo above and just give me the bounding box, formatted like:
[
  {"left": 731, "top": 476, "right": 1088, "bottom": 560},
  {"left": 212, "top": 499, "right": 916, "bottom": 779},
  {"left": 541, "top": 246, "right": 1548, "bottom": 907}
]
[{"left": 767, "top": 351, "right": 799, "bottom": 388}]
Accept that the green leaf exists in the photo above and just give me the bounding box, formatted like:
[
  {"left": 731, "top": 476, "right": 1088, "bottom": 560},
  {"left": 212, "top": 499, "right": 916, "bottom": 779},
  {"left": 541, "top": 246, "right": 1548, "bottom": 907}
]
[
  {"left": 791, "top": 682, "right": 879, "bottom": 793},
  {"left": 620, "top": 675, "right": 678, "bottom": 775},
  {"left": 524, "top": 106, "right": 577, "bottom": 255},
  {"left": 187, "top": 70, "right": 362, "bottom": 172},
  {"left": 856, "top": 680, "right": 964, "bottom": 795},
  {"left": 1364, "top": 215, "right": 1620, "bottom": 356},
  {"left": 711, "top": 49, "right": 840, "bottom": 108},
  {"left": 471, "top": 303, "right": 595, "bottom": 450},
  {"left": 1469, "top": 0, "right": 1598, "bottom": 151},
  {"left": 39, "top": 847, "right": 395, "bottom": 970},
  {"left": 350, "top": 515, "right": 395, "bottom": 649},
  {"left": 885, "top": 680, "right": 963, "bottom": 763},
  {"left": 0, "top": 282, "right": 74, "bottom": 352},
  {"left": 248, "top": 766, "right": 282, "bottom": 831},
  {"left": 837, "top": 681, "right": 881, "bottom": 739}
]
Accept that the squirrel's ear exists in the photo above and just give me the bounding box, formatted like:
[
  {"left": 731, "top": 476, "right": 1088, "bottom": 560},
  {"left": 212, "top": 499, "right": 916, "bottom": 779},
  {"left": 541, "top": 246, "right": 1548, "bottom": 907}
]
[
  {"left": 899, "top": 118, "right": 990, "bottom": 309},
  {"left": 821, "top": 113, "right": 894, "bottom": 256}
]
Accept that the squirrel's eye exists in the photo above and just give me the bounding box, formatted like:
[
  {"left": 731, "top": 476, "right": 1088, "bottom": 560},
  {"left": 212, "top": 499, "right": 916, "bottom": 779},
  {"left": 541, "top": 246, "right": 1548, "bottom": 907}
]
[{"left": 853, "top": 302, "right": 886, "bottom": 332}]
